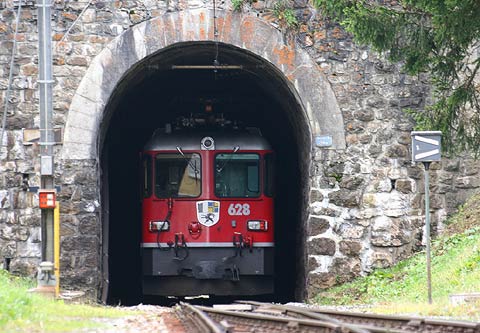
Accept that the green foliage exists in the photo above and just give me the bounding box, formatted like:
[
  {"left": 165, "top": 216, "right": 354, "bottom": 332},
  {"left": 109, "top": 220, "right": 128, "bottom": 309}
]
[
  {"left": 273, "top": 0, "right": 299, "bottom": 29},
  {"left": 328, "top": 172, "right": 343, "bottom": 182},
  {"left": 0, "top": 270, "right": 34, "bottom": 327},
  {"left": 458, "top": 248, "right": 480, "bottom": 274},
  {"left": 231, "top": 0, "right": 256, "bottom": 11},
  {"left": 442, "top": 192, "right": 480, "bottom": 234},
  {"left": 314, "top": 0, "right": 480, "bottom": 154},
  {"left": 233, "top": 0, "right": 298, "bottom": 29},
  {"left": 232, "top": 0, "right": 244, "bottom": 11},
  {"left": 0, "top": 270, "right": 126, "bottom": 332},
  {"left": 312, "top": 225, "right": 480, "bottom": 319}
]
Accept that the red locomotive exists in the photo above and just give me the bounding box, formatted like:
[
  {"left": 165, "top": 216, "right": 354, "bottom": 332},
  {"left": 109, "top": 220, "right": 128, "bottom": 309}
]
[{"left": 140, "top": 114, "right": 274, "bottom": 296}]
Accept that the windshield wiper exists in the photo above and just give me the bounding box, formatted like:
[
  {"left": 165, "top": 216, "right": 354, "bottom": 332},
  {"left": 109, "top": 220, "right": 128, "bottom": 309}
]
[
  {"left": 216, "top": 146, "right": 240, "bottom": 173},
  {"left": 176, "top": 146, "right": 200, "bottom": 182}
]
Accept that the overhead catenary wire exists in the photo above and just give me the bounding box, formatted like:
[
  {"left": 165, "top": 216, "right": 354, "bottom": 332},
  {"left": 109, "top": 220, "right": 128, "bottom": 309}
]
[
  {"left": 0, "top": 1, "right": 23, "bottom": 154},
  {"left": 0, "top": 0, "right": 87, "bottom": 155},
  {"left": 213, "top": 0, "right": 220, "bottom": 79},
  {"left": 55, "top": 0, "right": 152, "bottom": 50},
  {"left": 55, "top": 0, "right": 94, "bottom": 50}
]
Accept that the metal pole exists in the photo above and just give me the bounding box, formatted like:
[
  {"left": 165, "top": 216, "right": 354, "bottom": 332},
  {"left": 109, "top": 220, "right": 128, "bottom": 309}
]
[
  {"left": 38, "top": 0, "right": 54, "bottom": 258},
  {"left": 54, "top": 202, "right": 60, "bottom": 297},
  {"left": 38, "top": 0, "right": 54, "bottom": 157},
  {"left": 423, "top": 161, "right": 432, "bottom": 304},
  {"left": 37, "top": 0, "right": 56, "bottom": 292}
]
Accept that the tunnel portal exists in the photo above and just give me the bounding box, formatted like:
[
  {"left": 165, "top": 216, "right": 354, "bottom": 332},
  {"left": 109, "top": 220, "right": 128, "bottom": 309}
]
[{"left": 101, "top": 42, "right": 311, "bottom": 304}]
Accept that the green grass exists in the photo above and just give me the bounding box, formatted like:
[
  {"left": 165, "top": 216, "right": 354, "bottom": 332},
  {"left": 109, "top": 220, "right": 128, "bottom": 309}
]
[
  {"left": 311, "top": 196, "right": 480, "bottom": 320},
  {"left": 0, "top": 270, "right": 128, "bottom": 332},
  {"left": 231, "top": 0, "right": 244, "bottom": 10},
  {"left": 442, "top": 192, "right": 480, "bottom": 235}
]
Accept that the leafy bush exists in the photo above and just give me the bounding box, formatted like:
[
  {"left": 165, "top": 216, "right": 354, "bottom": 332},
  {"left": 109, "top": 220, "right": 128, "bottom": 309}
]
[
  {"left": 232, "top": 0, "right": 244, "bottom": 11},
  {"left": 273, "top": 1, "right": 298, "bottom": 28},
  {"left": 231, "top": 0, "right": 256, "bottom": 11}
]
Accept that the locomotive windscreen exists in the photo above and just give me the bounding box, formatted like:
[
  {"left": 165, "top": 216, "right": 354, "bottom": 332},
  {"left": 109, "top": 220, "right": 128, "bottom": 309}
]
[
  {"left": 154, "top": 153, "right": 201, "bottom": 198},
  {"left": 215, "top": 153, "right": 260, "bottom": 198}
]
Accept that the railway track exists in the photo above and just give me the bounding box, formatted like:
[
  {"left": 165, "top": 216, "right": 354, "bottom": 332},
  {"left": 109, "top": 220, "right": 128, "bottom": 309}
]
[
  {"left": 238, "top": 301, "right": 480, "bottom": 333},
  {"left": 177, "top": 301, "right": 480, "bottom": 333}
]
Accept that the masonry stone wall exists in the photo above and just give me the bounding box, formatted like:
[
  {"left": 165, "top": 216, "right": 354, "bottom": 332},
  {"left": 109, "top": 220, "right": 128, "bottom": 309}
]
[{"left": 0, "top": 0, "right": 478, "bottom": 300}]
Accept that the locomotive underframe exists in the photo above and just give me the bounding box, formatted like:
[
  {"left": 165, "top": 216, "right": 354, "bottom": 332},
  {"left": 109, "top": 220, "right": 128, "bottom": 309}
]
[{"left": 142, "top": 247, "right": 274, "bottom": 296}]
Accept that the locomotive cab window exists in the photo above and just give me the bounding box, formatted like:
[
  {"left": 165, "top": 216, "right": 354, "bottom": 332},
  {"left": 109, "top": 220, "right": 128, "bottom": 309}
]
[
  {"left": 142, "top": 154, "right": 152, "bottom": 198},
  {"left": 264, "top": 154, "right": 274, "bottom": 197},
  {"left": 215, "top": 153, "right": 260, "bottom": 198},
  {"left": 155, "top": 153, "right": 201, "bottom": 198}
]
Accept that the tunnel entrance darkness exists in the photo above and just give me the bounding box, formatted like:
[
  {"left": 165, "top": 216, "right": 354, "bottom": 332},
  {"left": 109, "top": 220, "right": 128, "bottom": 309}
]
[{"left": 100, "top": 42, "right": 311, "bottom": 305}]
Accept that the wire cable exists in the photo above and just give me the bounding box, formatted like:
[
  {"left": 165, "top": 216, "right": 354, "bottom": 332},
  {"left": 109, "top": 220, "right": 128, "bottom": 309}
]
[
  {"left": 213, "top": 0, "right": 220, "bottom": 77},
  {"left": 54, "top": 0, "right": 93, "bottom": 51},
  {"left": 1, "top": 2, "right": 22, "bottom": 153}
]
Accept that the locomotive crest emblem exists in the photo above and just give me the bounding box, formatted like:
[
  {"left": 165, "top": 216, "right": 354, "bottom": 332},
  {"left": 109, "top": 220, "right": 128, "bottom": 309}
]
[{"left": 196, "top": 200, "right": 220, "bottom": 227}]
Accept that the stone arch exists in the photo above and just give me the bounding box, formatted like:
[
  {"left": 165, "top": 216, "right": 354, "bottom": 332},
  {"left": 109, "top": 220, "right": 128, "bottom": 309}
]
[
  {"left": 60, "top": 8, "right": 346, "bottom": 301},
  {"left": 61, "top": 9, "right": 345, "bottom": 160}
]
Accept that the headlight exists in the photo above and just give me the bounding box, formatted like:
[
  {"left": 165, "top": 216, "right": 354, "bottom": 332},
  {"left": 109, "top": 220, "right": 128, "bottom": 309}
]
[
  {"left": 149, "top": 221, "right": 170, "bottom": 232},
  {"left": 247, "top": 220, "right": 268, "bottom": 231},
  {"left": 201, "top": 136, "right": 215, "bottom": 150}
]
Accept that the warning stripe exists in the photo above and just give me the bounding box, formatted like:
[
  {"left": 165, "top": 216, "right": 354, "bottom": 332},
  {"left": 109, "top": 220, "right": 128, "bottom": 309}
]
[
  {"left": 415, "top": 135, "right": 439, "bottom": 146},
  {"left": 415, "top": 149, "right": 439, "bottom": 160}
]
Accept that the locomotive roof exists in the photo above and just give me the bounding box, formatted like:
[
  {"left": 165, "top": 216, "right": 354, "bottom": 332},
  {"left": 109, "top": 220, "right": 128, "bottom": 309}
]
[{"left": 143, "top": 130, "right": 272, "bottom": 151}]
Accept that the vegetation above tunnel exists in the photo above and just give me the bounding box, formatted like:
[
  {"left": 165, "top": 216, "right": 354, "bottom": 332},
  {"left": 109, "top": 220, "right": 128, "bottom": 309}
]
[{"left": 314, "top": 0, "right": 480, "bottom": 154}]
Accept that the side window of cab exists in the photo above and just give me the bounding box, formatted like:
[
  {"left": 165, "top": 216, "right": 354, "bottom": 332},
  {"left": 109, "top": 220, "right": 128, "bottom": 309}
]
[{"left": 142, "top": 154, "right": 152, "bottom": 198}]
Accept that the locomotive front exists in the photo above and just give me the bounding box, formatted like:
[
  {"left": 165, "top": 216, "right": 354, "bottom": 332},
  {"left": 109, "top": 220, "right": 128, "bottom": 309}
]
[{"left": 141, "top": 119, "right": 274, "bottom": 296}]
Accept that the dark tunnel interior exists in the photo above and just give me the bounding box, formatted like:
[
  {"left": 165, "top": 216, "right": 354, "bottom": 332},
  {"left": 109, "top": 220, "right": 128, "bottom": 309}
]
[{"left": 100, "top": 42, "right": 311, "bottom": 305}]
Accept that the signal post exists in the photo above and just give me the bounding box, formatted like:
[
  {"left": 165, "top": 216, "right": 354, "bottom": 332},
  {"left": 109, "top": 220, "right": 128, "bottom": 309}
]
[{"left": 411, "top": 131, "right": 442, "bottom": 304}]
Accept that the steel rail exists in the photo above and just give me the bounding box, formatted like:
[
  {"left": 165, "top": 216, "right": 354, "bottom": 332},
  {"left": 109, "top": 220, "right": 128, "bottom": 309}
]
[
  {"left": 196, "top": 305, "right": 373, "bottom": 332},
  {"left": 257, "top": 304, "right": 403, "bottom": 333},
  {"left": 236, "top": 301, "right": 480, "bottom": 333},
  {"left": 306, "top": 307, "right": 480, "bottom": 333},
  {"left": 235, "top": 301, "right": 407, "bottom": 333},
  {"left": 179, "top": 302, "right": 227, "bottom": 333}
]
